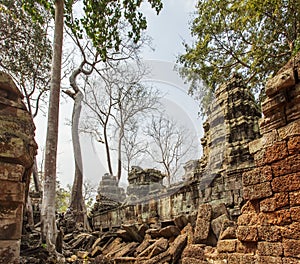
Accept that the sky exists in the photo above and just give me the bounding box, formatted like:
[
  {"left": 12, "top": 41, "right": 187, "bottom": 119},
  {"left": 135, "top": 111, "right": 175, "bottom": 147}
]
[{"left": 35, "top": 0, "right": 201, "bottom": 189}]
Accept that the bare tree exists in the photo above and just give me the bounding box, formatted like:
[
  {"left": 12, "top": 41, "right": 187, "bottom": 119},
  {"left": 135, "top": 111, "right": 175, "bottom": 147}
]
[
  {"left": 145, "top": 114, "right": 197, "bottom": 186},
  {"left": 83, "top": 63, "right": 160, "bottom": 182},
  {"left": 121, "top": 119, "right": 148, "bottom": 174}
]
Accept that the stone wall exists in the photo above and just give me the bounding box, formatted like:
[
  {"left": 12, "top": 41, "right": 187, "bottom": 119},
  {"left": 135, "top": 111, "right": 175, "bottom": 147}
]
[
  {"left": 92, "top": 74, "right": 261, "bottom": 230},
  {"left": 214, "top": 53, "right": 300, "bottom": 263},
  {"left": 0, "top": 72, "right": 37, "bottom": 263}
]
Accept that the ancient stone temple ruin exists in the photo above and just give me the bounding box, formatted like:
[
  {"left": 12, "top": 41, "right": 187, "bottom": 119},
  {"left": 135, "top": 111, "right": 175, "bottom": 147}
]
[
  {"left": 87, "top": 53, "right": 300, "bottom": 264},
  {"left": 92, "top": 72, "right": 261, "bottom": 229},
  {"left": 0, "top": 72, "right": 37, "bottom": 263},
  {"left": 97, "top": 173, "right": 126, "bottom": 202},
  {"left": 127, "top": 167, "right": 165, "bottom": 201},
  {"left": 209, "top": 52, "right": 300, "bottom": 264}
]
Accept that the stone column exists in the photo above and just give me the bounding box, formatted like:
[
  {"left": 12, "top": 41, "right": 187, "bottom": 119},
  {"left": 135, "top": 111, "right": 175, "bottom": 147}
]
[{"left": 0, "top": 72, "right": 37, "bottom": 263}]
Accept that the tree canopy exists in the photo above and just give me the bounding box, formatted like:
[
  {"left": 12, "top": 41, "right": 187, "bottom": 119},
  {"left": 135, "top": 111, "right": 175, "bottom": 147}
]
[
  {"left": 23, "top": 0, "right": 163, "bottom": 61},
  {"left": 0, "top": 0, "right": 52, "bottom": 117},
  {"left": 179, "top": 0, "right": 300, "bottom": 112}
]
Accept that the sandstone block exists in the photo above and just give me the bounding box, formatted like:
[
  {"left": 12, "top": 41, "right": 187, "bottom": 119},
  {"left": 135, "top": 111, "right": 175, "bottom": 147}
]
[
  {"left": 181, "top": 223, "right": 194, "bottom": 245},
  {"left": 278, "top": 120, "right": 300, "bottom": 140},
  {"left": 257, "top": 256, "right": 283, "bottom": 264},
  {"left": 0, "top": 217, "right": 22, "bottom": 240},
  {"left": 219, "top": 219, "right": 237, "bottom": 240},
  {"left": 0, "top": 162, "right": 25, "bottom": 181},
  {"left": 0, "top": 136, "right": 35, "bottom": 168},
  {"left": 260, "top": 192, "right": 289, "bottom": 212},
  {"left": 258, "top": 210, "right": 291, "bottom": 226},
  {"left": 250, "top": 130, "right": 280, "bottom": 155},
  {"left": 158, "top": 225, "right": 180, "bottom": 239},
  {"left": 261, "top": 141, "right": 289, "bottom": 165},
  {"left": 194, "top": 204, "right": 212, "bottom": 243},
  {"left": 236, "top": 226, "right": 258, "bottom": 242},
  {"left": 249, "top": 137, "right": 265, "bottom": 154},
  {"left": 265, "top": 67, "right": 295, "bottom": 96},
  {"left": 272, "top": 172, "right": 300, "bottom": 192},
  {"left": 237, "top": 213, "right": 258, "bottom": 226},
  {"left": 257, "top": 225, "right": 282, "bottom": 242},
  {"left": 290, "top": 206, "right": 300, "bottom": 222},
  {"left": 122, "top": 224, "right": 143, "bottom": 243},
  {"left": 181, "top": 257, "right": 208, "bottom": 264},
  {"left": 241, "top": 200, "right": 259, "bottom": 214},
  {"left": 242, "top": 166, "right": 272, "bottom": 186},
  {"left": 257, "top": 241, "right": 283, "bottom": 256},
  {"left": 181, "top": 244, "right": 205, "bottom": 259},
  {"left": 211, "top": 214, "right": 229, "bottom": 239},
  {"left": 282, "top": 257, "right": 300, "bottom": 264},
  {"left": 0, "top": 181, "right": 24, "bottom": 203},
  {"left": 143, "top": 251, "right": 171, "bottom": 264},
  {"left": 283, "top": 239, "right": 300, "bottom": 258},
  {"left": 290, "top": 190, "right": 300, "bottom": 206},
  {"left": 272, "top": 154, "right": 300, "bottom": 177},
  {"left": 281, "top": 222, "right": 300, "bottom": 240},
  {"left": 262, "top": 92, "right": 286, "bottom": 117},
  {"left": 228, "top": 253, "right": 256, "bottom": 264},
  {"left": 138, "top": 237, "right": 168, "bottom": 258},
  {"left": 211, "top": 203, "right": 228, "bottom": 219},
  {"left": 243, "top": 182, "right": 273, "bottom": 200},
  {"left": 217, "top": 239, "right": 236, "bottom": 253},
  {"left": 288, "top": 136, "right": 300, "bottom": 155},
  {"left": 287, "top": 101, "right": 300, "bottom": 123},
  {"left": 168, "top": 234, "right": 187, "bottom": 263},
  {"left": 260, "top": 110, "right": 287, "bottom": 134},
  {"left": 173, "top": 214, "right": 188, "bottom": 230},
  {"left": 114, "top": 242, "right": 138, "bottom": 258},
  {"left": 0, "top": 202, "right": 22, "bottom": 221},
  {"left": 236, "top": 241, "right": 257, "bottom": 254}
]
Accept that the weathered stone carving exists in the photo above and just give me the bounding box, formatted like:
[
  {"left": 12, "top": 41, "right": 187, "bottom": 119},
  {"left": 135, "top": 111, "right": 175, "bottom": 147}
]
[
  {"left": 213, "top": 52, "right": 300, "bottom": 263},
  {"left": 97, "top": 173, "right": 126, "bottom": 202},
  {"left": 127, "top": 167, "right": 165, "bottom": 202},
  {"left": 0, "top": 72, "right": 37, "bottom": 263}
]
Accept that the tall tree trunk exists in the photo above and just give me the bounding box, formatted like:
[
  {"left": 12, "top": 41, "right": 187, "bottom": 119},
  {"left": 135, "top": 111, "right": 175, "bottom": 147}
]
[
  {"left": 103, "top": 124, "right": 113, "bottom": 175},
  {"left": 32, "top": 157, "right": 41, "bottom": 192},
  {"left": 116, "top": 128, "right": 124, "bottom": 182},
  {"left": 69, "top": 90, "right": 91, "bottom": 231},
  {"left": 41, "top": 0, "right": 64, "bottom": 252}
]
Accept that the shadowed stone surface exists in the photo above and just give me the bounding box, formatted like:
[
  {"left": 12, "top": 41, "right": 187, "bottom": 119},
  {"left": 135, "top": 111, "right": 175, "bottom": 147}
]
[{"left": 0, "top": 72, "right": 37, "bottom": 263}]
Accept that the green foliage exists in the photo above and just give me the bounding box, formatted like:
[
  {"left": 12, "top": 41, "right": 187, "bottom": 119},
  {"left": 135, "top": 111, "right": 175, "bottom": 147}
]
[
  {"left": 0, "top": 0, "right": 52, "bottom": 116},
  {"left": 23, "top": 0, "right": 163, "bottom": 61},
  {"left": 179, "top": 0, "right": 300, "bottom": 113},
  {"left": 69, "top": 0, "right": 163, "bottom": 60},
  {"left": 56, "top": 181, "right": 70, "bottom": 213}
]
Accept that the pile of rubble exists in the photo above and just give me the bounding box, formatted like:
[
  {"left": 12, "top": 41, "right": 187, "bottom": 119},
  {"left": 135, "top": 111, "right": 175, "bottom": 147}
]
[{"left": 62, "top": 203, "right": 232, "bottom": 263}]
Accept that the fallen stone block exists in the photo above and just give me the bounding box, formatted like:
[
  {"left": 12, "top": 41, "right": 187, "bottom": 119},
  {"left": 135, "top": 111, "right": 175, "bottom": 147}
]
[
  {"left": 194, "top": 204, "right": 212, "bottom": 243},
  {"left": 143, "top": 251, "right": 171, "bottom": 264},
  {"left": 182, "top": 257, "right": 208, "bottom": 264},
  {"left": 182, "top": 244, "right": 206, "bottom": 259},
  {"left": 158, "top": 225, "right": 180, "bottom": 239},
  {"left": 114, "top": 242, "right": 138, "bottom": 258},
  {"left": 168, "top": 234, "right": 187, "bottom": 264},
  {"left": 211, "top": 214, "right": 229, "bottom": 239},
  {"left": 122, "top": 224, "right": 143, "bottom": 243},
  {"left": 138, "top": 237, "right": 168, "bottom": 258},
  {"left": 174, "top": 214, "right": 188, "bottom": 230}
]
